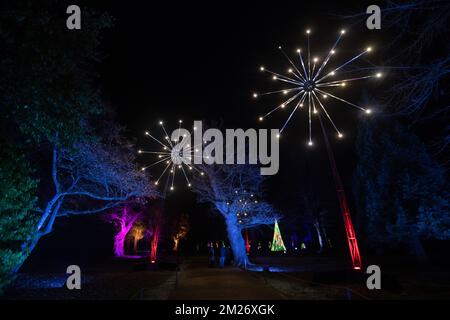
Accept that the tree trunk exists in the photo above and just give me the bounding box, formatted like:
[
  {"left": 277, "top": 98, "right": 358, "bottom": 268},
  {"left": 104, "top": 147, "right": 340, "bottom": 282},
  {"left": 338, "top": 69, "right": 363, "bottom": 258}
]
[
  {"left": 113, "top": 233, "right": 126, "bottom": 257},
  {"left": 224, "top": 213, "right": 249, "bottom": 267},
  {"left": 173, "top": 237, "right": 179, "bottom": 251},
  {"left": 411, "top": 236, "right": 428, "bottom": 264},
  {"left": 13, "top": 198, "right": 64, "bottom": 273},
  {"left": 321, "top": 224, "right": 331, "bottom": 248},
  {"left": 133, "top": 237, "right": 139, "bottom": 253},
  {"left": 314, "top": 222, "right": 324, "bottom": 253},
  {"left": 150, "top": 226, "right": 159, "bottom": 263}
]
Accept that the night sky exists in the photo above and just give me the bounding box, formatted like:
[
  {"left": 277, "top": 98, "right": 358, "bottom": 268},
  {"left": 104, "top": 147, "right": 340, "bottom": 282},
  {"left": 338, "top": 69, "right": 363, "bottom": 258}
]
[{"left": 26, "top": 1, "right": 388, "bottom": 264}]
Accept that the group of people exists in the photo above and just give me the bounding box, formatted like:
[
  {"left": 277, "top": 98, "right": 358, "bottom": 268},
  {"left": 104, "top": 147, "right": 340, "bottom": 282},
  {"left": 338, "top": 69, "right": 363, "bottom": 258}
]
[{"left": 207, "top": 241, "right": 233, "bottom": 268}]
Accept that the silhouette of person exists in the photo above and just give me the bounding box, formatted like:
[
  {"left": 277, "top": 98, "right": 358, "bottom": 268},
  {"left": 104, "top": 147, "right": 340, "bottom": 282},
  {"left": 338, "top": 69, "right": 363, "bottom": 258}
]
[
  {"left": 219, "top": 241, "right": 226, "bottom": 268},
  {"left": 208, "top": 242, "right": 215, "bottom": 267}
]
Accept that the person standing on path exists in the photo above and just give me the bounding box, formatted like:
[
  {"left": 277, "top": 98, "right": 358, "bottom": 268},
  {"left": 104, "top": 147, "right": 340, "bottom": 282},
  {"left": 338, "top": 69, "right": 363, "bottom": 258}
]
[
  {"left": 208, "top": 242, "right": 215, "bottom": 267},
  {"left": 219, "top": 242, "right": 226, "bottom": 268}
]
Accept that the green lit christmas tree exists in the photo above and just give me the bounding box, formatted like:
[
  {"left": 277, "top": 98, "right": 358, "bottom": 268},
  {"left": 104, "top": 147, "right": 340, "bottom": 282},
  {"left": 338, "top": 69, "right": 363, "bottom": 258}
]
[{"left": 271, "top": 219, "right": 286, "bottom": 252}]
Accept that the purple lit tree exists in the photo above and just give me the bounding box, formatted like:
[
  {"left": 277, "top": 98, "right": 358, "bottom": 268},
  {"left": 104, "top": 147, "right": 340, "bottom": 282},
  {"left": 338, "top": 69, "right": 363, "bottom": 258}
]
[
  {"left": 104, "top": 206, "right": 143, "bottom": 257},
  {"left": 193, "top": 164, "right": 280, "bottom": 267}
]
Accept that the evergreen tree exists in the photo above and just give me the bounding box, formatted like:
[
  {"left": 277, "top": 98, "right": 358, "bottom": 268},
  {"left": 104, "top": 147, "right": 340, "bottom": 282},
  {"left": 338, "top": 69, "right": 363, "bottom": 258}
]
[
  {"left": 270, "top": 220, "right": 286, "bottom": 252},
  {"left": 0, "top": 142, "right": 38, "bottom": 293}
]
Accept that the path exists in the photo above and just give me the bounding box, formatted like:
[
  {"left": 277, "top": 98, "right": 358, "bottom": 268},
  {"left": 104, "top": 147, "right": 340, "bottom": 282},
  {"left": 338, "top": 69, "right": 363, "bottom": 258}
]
[{"left": 166, "top": 257, "right": 286, "bottom": 299}]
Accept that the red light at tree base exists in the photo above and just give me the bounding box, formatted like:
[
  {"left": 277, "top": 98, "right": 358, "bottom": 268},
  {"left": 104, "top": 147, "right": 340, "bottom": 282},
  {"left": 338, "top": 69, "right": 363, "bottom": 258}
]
[
  {"left": 245, "top": 230, "right": 250, "bottom": 255},
  {"left": 150, "top": 225, "right": 159, "bottom": 264}
]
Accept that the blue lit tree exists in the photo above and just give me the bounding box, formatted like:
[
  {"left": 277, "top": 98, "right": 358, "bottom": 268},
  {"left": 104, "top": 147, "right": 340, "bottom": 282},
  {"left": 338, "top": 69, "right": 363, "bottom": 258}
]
[
  {"left": 340, "top": 1, "right": 450, "bottom": 159},
  {"left": 0, "top": 1, "right": 114, "bottom": 290},
  {"left": 353, "top": 116, "right": 449, "bottom": 261},
  {"left": 193, "top": 164, "right": 280, "bottom": 267},
  {"left": 341, "top": 1, "right": 450, "bottom": 260},
  {"left": 25, "top": 123, "right": 157, "bottom": 264}
]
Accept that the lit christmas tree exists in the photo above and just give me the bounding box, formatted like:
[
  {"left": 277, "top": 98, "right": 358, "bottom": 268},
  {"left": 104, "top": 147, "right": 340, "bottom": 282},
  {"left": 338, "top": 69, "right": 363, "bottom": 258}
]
[{"left": 271, "top": 220, "right": 286, "bottom": 252}]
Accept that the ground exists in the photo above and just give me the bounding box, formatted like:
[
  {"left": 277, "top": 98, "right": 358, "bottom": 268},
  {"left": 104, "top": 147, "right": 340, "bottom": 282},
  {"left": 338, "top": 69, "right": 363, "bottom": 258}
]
[{"left": 3, "top": 255, "right": 450, "bottom": 300}]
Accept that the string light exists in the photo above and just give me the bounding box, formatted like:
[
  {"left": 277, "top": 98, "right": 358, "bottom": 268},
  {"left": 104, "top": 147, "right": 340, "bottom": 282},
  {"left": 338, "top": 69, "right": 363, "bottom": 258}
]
[
  {"left": 254, "top": 28, "right": 381, "bottom": 144},
  {"left": 139, "top": 121, "right": 204, "bottom": 191}
]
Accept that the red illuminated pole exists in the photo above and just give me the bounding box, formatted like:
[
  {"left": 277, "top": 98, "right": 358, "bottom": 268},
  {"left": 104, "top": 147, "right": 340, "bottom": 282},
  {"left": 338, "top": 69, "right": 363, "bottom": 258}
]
[{"left": 319, "top": 116, "right": 362, "bottom": 270}]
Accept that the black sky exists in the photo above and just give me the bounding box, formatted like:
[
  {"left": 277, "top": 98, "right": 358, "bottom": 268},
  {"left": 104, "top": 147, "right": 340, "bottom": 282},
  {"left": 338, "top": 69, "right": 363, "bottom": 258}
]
[
  {"left": 26, "top": 1, "right": 390, "bottom": 263},
  {"left": 90, "top": 0, "right": 384, "bottom": 245}
]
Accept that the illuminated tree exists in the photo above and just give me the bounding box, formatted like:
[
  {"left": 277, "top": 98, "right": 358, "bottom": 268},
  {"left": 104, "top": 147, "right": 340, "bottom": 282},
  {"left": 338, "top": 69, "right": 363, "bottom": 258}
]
[
  {"left": 270, "top": 220, "right": 286, "bottom": 252},
  {"left": 244, "top": 230, "right": 250, "bottom": 255},
  {"left": 0, "top": 142, "right": 38, "bottom": 293},
  {"left": 105, "top": 206, "right": 142, "bottom": 257},
  {"left": 353, "top": 117, "right": 449, "bottom": 261},
  {"left": 150, "top": 225, "right": 159, "bottom": 264},
  {"left": 0, "top": 1, "right": 113, "bottom": 283},
  {"left": 340, "top": 1, "right": 450, "bottom": 159},
  {"left": 131, "top": 221, "right": 147, "bottom": 253},
  {"left": 172, "top": 213, "right": 190, "bottom": 251},
  {"left": 193, "top": 164, "right": 280, "bottom": 267},
  {"left": 21, "top": 124, "right": 157, "bottom": 268},
  {"left": 148, "top": 202, "right": 164, "bottom": 263}
]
